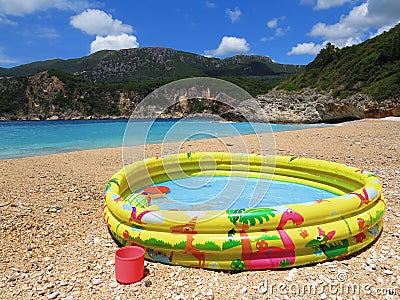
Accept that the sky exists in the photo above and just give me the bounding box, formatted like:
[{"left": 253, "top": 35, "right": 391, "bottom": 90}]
[{"left": 0, "top": 0, "right": 399, "bottom": 68}]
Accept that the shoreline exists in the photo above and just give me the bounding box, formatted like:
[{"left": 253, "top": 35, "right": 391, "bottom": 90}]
[
  {"left": 1, "top": 119, "right": 399, "bottom": 299},
  {"left": 2, "top": 116, "right": 400, "bottom": 161}
]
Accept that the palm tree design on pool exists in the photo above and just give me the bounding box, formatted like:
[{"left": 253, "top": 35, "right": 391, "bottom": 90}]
[{"left": 227, "top": 207, "right": 304, "bottom": 270}]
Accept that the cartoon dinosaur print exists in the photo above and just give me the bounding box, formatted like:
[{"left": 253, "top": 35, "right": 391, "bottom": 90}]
[
  {"left": 305, "top": 227, "right": 335, "bottom": 246},
  {"left": 239, "top": 208, "right": 304, "bottom": 269},
  {"left": 305, "top": 227, "right": 349, "bottom": 259},
  {"left": 170, "top": 216, "right": 205, "bottom": 267}
]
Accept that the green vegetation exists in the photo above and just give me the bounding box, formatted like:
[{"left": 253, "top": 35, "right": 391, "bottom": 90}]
[
  {"left": 195, "top": 241, "right": 221, "bottom": 251},
  {"left": 0, "top": 76, "right": 28, "bottom": 115},
  {"left": 222, "top": 239, "right": 242, "bottom": 250},
  {"left": 0, "top": 47, "right": 302, "bottom": 83},
  {"left": 280, "top": 24, "right": 400, "bottom": 102},
  {"left": 227, "top": 207, "right": 277, "bottom": 226},
  {"left": 255, "top": 234, "right": 280, "bottom": 241}
]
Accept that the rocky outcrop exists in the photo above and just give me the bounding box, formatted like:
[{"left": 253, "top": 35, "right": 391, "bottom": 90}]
[
  {"left": 256, "top": 88, "right": 400, "bottom": 123},
  {"left": 0, "top": 71, "right": 146, "bottom": 121},
  {"left": 1, "top": 72, "right": 399, "bottom": 123}
]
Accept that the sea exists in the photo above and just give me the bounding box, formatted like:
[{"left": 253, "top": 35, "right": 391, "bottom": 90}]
[{"left": 0, "top": 119, "right": 330, "bottom": 160}]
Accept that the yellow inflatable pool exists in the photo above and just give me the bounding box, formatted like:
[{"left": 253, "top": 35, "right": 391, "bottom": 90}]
[{"left": 103, "top": 152, "right": 385, "bottom": 270}]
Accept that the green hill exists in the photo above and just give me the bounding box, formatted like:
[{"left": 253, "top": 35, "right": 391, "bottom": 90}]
[
  {"left": 0, "top": 47, "right": 302, "bottom": 83},
  {"left": 280, "top": 23, "right": 400, "bottom": 102}
]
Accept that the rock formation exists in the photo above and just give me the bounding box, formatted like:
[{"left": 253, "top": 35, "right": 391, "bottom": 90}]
[{"left": 256, "top": 88, "right": 400, "bottom": 123}]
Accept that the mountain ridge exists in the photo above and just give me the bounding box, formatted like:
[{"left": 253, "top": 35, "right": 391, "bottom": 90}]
[{"left": 0, "top": 47, "right": 302, "bottom": 82}]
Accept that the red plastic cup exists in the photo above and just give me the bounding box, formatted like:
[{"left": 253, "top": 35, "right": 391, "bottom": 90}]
[{"left": 115, "top": 246, "right": 145, "bottom": 284}]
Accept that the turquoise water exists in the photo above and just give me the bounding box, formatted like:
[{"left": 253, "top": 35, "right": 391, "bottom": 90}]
[
  {"left": 143, "top": 176, "right": 338, "bottom": 210},
  {"left": 0, "top": 119, "right": 329, "bottom": 160}
]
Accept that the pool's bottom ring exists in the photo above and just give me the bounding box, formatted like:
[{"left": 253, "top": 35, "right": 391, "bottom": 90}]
[{"left": 103, "top": 152, "right": 385, "bottom": 270}]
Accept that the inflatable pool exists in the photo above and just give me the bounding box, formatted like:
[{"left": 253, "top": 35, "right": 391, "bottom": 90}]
[{"left": 103, "top": 152, "right": 385, "bottom": 270}]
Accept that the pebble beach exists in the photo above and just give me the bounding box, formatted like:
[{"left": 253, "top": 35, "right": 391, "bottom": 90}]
[{"left": 1, "top": 119, "right": 399, "bottom": 300}]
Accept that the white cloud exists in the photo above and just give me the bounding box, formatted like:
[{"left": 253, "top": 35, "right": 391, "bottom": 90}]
[
  {"left": 309, "top": 0, "right": 400, "bottom": 48},
  {"left": 369, "top": 24, "right": 394, "bottom": 38},
  {"left": 70, "top": 9, "right": 133, "bottom": 36},
  {"left": 36, "top": 27, "right": 60, "bottom": 39},
  {"left": 315, "top": 0, "right": 352, "bottom": 10},
  {"left": 267, "top": 18, "right": 278, "bottom": 29},
  {"left": 287, "top": 42, "right": 324, "bottom": 55},
  {"left": 70, "top": 9, "right": 139, "bottom": 54},
  {"left": 0, "top": 0, "right": 92, "bottom": 16},
  {"left": 225, "top": 7, "right": 241, "bottom": 23},
  {"left": 276, "top": 26, "right": 290, "bottom": 36},
  {"left": 265, "top": 16, "right": 289, "bottom": 39},
  {"left": 300, "top": 0, "right": 315, "bottom": 5},
  {"left": 205, "top": 1, "right": 216, "bottom": 8},
  {"left": 204, "top": 36, "right": 249, "bottom": 57},
  {"left": 260, "top": 36, "right": 273, "bottom": 42},
  {"left": 0, "top": 14, "right": 17, "bottom": 26},
  {"left": 90, "top": 33, "right": 139, "bottom": 53}
]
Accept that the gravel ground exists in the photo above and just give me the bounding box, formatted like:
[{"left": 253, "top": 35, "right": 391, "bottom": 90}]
[{"left": 0, "top": 119, "right": 399, "bottom": 300}]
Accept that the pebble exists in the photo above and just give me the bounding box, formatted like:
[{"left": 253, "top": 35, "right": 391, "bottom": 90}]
[
  {"left": 92, "top": 278, "right": 101, "bottom": 285},
  {"left": 173, "top": 293, "right": 186, "bottom": 300},
  {"left": 366, "top": 258, "right": 374, "bottom": 265},
  {"left": 285, "top": 269, "right": 297, "bottom": 282},
  {"left": 383, "top": 270, "right": 393, "bottom": 275},
  {"left": 377, "top": 277, "right": 385, "bottom": 284},
  {"left": 59, "top": 281, "right": 68, "bottom": 286},
  {"left": 47, "top": 291, "right": 60, "bottom": 299},
  {"left": 202, "top": 289, "right": 213, "bottom": 296},
  {"left": 11, "top": 200, "right": 22, "bottom": 207},
  {"left": 240, "top": 286, "right": 247, "bottom": 294},
  {"left": 106, "top": 259, "right": 114, "bottom": 266},
  {"left": 176, "top": 280, "right": 185, "bottom": 287},
  {"left": 144, "top": 279, "right": 152, "bottom": 287},
  {"left": 364, "top": 265, "right": 374, "bottom": 272}
]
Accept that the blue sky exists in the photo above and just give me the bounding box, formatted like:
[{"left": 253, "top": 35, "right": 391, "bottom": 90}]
[{"left": 0, "top": 0, "right": 399, "bottom": 68}]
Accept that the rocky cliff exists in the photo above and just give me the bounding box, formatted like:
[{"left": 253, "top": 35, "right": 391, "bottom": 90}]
[
  {"left": 1, "top": 71, "right": 399, "bottom": 123},
  {"left": 256, "top": 88, "right": 400, "bottom": 123},
  {"left": 0, "top": 71, "right": 145, "bottom": 120}
]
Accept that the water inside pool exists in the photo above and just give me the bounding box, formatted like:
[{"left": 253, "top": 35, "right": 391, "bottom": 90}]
[{"left": 139, "top": 176, "right": 339, "bottom": 210}]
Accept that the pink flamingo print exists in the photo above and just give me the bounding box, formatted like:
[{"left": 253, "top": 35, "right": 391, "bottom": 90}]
[
  {"left": 129, "top": 206, "right": 153, "bottom": 224},
  {"left": 239, "top": 208, "right": 304, "bottom": 269}
]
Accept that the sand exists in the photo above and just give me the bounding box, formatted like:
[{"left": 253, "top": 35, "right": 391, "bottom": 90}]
[{"left": 0, "top": 119, "right": 399, "bottom": 300}]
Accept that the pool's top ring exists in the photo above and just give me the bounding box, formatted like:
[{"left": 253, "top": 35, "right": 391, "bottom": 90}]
[{"left": 104, "top": 152, "right": 383, "bottom": 231}]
